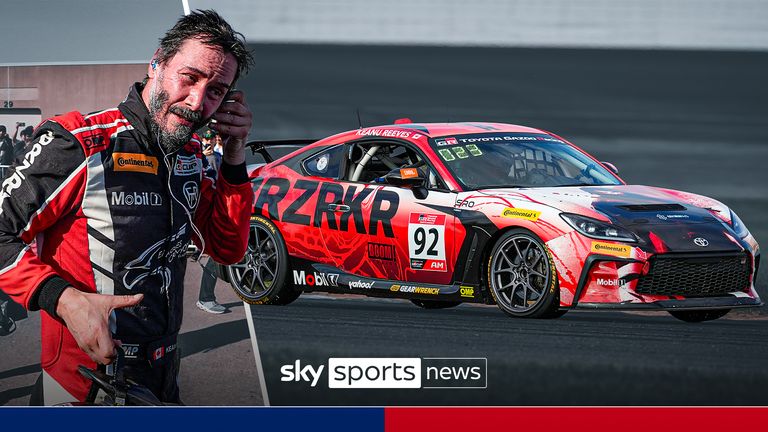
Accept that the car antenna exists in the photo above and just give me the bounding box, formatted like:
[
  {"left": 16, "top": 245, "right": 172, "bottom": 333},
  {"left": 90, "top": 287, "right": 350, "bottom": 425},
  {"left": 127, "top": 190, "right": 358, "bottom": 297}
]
[{"left": 356, "top": 108, "right": 364, "bottom": 129}]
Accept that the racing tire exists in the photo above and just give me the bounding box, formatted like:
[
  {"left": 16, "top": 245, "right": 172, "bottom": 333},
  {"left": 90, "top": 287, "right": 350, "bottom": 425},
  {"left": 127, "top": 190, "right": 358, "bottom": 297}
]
[
  {"left": 410, "top": 299, "right": 461, "bottom": 309},
  {"left": 226, "top": 216, "right": 300, "bottom": 305},
  {"left": 668, "top": 309, "right": 730, "bottom": 323},
  {"left": 487, "top": 229, "right": 562, "bottom": 319}
]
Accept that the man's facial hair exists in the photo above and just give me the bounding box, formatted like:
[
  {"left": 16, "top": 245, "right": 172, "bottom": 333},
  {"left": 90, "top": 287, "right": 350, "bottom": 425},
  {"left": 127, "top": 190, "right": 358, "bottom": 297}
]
[{"left": 148, "top": 76, "right": 204, "bottom": 154}]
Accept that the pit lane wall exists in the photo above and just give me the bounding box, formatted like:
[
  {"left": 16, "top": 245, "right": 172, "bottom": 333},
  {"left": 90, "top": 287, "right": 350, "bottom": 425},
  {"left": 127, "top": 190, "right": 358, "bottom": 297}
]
[{"left": 191, "top": 0, "right": 768, "bottom": 51}]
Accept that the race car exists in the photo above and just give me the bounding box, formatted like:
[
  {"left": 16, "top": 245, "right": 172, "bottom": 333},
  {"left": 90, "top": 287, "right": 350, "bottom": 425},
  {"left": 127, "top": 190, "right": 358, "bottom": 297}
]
[{"left": 221, "top": 122, "right": 761, "bottom": 322}]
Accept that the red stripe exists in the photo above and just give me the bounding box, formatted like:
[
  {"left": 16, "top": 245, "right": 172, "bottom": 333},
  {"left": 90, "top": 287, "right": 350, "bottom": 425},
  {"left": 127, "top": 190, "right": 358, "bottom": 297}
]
[{"left": 385, "top": 408, "right": 768, "bottom": 432}]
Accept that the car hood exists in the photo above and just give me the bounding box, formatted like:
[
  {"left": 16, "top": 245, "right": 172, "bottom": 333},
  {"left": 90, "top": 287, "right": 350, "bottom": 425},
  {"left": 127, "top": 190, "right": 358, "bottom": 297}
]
[{"left": 476, "top": 185, "right": 743, "bottom": 253}]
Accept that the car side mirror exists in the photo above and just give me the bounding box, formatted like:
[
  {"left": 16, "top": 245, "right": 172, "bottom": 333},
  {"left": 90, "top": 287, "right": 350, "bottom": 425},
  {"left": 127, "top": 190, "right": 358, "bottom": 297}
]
[
  {"left": 384, "top": 168, "right": 429, "bottom": 199},
  {"left": 601, "top": 161, "right": 619, "bottom": 175}
]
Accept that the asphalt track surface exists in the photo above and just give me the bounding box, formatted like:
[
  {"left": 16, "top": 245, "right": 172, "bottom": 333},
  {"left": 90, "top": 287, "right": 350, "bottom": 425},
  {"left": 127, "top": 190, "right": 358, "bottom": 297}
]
[
  {"left": 1, "top": 45, "right": 767, "bottom": 406},
  {"left": 253, "top": 295, "right": 768, "bottom": 405}
]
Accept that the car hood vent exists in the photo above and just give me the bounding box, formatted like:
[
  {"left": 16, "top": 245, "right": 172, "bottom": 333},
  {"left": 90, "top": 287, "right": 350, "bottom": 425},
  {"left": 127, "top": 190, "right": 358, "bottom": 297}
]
[{"left": 617, "top": 204, "right": 686, "bottom": 212}]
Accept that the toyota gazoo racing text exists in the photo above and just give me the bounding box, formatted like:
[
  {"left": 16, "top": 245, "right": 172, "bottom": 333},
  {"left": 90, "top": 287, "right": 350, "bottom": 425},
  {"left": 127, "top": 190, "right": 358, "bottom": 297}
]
[{"left": 222, "top": 122, "right": 761, "bottom": 322}]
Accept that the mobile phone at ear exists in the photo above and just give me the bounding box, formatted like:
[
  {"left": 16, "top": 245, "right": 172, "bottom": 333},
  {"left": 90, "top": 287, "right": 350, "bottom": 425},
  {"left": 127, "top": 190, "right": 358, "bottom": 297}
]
[{"left": 208, "top": 91, "right": 237, "bottom": 143}]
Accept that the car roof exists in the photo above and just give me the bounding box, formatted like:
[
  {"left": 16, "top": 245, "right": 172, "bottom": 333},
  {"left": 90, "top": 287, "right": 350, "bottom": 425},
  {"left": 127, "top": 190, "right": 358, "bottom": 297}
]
[
  {"left": 380, "top": 122, "right": 549, "bottom": 138},
  {"left": 314, "top": 122, "right": 551, "bottom": 146}
]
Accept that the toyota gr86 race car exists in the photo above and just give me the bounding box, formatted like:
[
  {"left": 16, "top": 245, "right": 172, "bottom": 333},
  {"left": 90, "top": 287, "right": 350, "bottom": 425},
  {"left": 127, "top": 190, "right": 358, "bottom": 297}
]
[{"left": 222, "top": 122, "right": 761, "bottom": 322}]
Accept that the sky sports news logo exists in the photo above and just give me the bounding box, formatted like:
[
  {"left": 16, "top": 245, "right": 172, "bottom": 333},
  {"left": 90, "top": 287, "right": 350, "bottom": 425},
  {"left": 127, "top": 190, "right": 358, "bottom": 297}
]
[{"left": 281, "top": 358, "right": 487, "bottom": 389}]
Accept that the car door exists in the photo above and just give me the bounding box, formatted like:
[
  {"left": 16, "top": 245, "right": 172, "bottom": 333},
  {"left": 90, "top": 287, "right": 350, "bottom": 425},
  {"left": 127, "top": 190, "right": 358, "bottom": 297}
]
[{"left": 319, "top": 139, "right": 458, "bottom": 285}]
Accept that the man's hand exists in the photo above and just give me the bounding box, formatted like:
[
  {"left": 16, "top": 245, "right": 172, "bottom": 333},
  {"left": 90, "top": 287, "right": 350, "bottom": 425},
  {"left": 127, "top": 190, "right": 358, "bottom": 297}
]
[
  {"left": 210, "top": 90, "right": 252, "bottom": 166},
  {"left": 56, "top": 287, "right": 143, "bottom": 365}
]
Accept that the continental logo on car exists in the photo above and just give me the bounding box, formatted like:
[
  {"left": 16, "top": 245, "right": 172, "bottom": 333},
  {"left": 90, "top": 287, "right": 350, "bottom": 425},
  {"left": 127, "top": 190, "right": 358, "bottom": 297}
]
[
  {"left": 113, "top": 153, "right": 158, "bottom": 175},
  {"left": 501, "top": 207, "right": 541, "bottom": 221},
  {"left": 590, "top": 241, "right": 632, "bottom": 258},
  {"left": 390, "top": 284, "right": 440, "bottom": 295}
]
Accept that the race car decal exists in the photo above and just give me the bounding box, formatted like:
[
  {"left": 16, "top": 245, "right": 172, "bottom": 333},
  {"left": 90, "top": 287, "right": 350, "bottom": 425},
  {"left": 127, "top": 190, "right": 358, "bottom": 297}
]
[
  {"left": 408, "top": 213, "right": 447, "bottom": 272},
  {"left": 355, "top": 128, "right": 414, "bottom": 138},
  {"left": 590, "top": 241, "right": 632, "bottom": 258},
  {"left": 390, "top": 284, "right": 440, "bottom": 295},
  {"left": 400, "top": 168, "right": 419, "bottom": 179},
  {"left": 500, "top": 207, "right": 541, "bottom": 221},
  {"left": 436, "top": 145, "right": 484, "bottom": 162},
  {"left": 253, "top": 178, "right": 399, "bottom": 238},
  {"left": 286, "top": 259, "right": 485, "bottom": 302},
  {"left": 368, "top": 243, "right": 396, "bottom": 261},
  {"left": 292, "top": 270, "right": 340, "bottom": 287},
  {"left": 434, "top": 137, "right": 458, "bottom": 146}
]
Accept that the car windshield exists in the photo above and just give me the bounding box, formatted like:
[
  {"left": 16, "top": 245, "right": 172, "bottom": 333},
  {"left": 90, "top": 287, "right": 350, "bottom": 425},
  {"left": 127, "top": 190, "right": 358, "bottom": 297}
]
[{"left": 430, "top": 133, "right": 621, "bottom": 190}]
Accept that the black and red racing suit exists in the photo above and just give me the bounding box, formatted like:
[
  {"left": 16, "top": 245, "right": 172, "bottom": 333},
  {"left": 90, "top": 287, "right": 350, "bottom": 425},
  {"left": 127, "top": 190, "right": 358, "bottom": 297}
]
[{"left": 0, "top": 83, "right": 253, "bottom": 404}]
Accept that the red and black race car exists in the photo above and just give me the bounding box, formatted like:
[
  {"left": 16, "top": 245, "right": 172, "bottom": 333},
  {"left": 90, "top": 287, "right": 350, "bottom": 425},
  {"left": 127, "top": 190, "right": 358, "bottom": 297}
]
[{"left": 221, "top": 122, "right": 761, "bottom": 322}]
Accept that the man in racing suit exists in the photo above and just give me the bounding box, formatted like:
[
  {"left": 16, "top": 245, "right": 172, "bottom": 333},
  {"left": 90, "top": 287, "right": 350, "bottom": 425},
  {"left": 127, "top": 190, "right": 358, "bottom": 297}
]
[{"left": 0, "top": 10, "right": 254, "bottom": 404}]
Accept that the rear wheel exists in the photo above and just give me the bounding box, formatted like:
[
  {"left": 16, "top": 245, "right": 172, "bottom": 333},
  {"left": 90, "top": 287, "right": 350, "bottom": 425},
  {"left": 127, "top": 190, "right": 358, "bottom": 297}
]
[
  {"left": 668, "top": 309, "right": 730, "bottom": 323},
  {"left": 227, "top": 216, "right": 300, "bottom": 305},
  {"left": 487, "top": 229, "right": 562, "bottom": 319},
  {"left": 410, "top": 299, "right": 461, "bottom": 309}
]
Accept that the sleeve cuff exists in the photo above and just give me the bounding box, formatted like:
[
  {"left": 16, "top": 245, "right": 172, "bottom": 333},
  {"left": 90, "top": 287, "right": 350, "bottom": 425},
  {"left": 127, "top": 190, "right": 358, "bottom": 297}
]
[
  {"left": 220, "top": 161, "right": 249, "bottom": 185},
  {"left": 32, "top": 276, "right": 71, "bottom": 318}
]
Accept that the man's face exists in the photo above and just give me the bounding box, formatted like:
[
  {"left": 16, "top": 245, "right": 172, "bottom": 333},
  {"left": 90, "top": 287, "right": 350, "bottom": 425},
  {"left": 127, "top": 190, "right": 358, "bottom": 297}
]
[
  {"left": 146, "top": 38, "right": 237, "bottom": 153},
  {"left": 0, "top": 130, "right": 6, "bottom": 139}
]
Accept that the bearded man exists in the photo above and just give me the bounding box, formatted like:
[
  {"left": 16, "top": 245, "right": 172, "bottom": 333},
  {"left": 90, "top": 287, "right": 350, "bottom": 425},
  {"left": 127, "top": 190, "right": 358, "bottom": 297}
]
[{"left": 0, "top": 10, "right": 254, "bottom": 405}]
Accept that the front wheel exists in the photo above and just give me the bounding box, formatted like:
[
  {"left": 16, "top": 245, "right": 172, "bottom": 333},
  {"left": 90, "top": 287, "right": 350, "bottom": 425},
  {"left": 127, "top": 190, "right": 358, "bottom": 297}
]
[
  {"left": 226, "top": 216, "right": 300, "bottom": 305},
  {"left": 668, "top": 309, "right": 730, "bottom": 323},
  {"left": 487, "top": 229, "right": 562, "bottom": 319}
]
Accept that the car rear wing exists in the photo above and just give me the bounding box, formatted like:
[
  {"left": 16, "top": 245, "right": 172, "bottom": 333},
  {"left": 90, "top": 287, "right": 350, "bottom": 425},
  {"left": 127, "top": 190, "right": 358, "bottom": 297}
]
[{"left": 246, "top": 139, "right": 318, "bottom": 163}]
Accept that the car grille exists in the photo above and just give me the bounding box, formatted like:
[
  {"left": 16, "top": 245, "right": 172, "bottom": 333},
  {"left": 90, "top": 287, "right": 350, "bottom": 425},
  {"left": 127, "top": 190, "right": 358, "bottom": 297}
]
[{"left": 635, "top": 253, "right": 751, "bottom": 297}]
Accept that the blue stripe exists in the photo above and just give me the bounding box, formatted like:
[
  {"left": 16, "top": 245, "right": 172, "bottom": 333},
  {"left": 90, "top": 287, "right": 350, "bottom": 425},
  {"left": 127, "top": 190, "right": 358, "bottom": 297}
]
[{"left": 0, "top": 408, "right": 384, "bottom": 431}]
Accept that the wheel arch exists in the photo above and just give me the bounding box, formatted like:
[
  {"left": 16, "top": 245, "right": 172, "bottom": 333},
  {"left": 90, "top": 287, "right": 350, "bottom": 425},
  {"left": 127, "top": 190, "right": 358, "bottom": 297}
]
[{"left": 476, "top": 224, "right": 561, "bottom": 304}]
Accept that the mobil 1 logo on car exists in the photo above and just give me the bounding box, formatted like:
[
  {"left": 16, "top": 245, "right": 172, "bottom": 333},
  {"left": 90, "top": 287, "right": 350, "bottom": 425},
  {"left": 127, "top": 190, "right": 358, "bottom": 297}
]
[
  {"left": 292, "top": 270, "right": 339, "bottom": 287},
  {"left": 408, "top": 213, "right": 447, "bottom": 272}
]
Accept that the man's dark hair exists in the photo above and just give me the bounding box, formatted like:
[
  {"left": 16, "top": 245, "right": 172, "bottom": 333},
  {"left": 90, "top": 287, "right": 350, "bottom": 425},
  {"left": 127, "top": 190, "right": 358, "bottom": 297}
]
[{"left": 155, "top": 9, "right": 254, "bottom": 82}]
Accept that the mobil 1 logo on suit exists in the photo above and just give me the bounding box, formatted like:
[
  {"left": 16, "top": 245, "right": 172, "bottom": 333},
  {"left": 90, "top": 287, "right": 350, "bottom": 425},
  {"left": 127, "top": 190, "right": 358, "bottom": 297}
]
[{"left": 111, "top": 191, "right": 162, "bottom": 207}]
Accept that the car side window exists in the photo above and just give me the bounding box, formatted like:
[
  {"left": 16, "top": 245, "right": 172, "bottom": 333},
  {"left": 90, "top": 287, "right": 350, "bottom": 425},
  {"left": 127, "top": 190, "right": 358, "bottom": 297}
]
[
  {"left": 345, "top": 141, "right": 446, "bottom": 190},
  {"left": 303, "top": 145, "right": 345, "bottom": 179}
]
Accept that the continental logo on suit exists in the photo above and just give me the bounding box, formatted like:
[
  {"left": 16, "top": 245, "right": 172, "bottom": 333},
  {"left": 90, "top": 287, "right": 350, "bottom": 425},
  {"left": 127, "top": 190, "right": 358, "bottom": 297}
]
[
  {"left": 113, "top": 153, "right": 158, "bottom": 175},
  {"left": 501, "top": 207, "right": 541, "bottom": 221},
  {"left": 590, "top": 241, "right": 632, "bottom": 258}
]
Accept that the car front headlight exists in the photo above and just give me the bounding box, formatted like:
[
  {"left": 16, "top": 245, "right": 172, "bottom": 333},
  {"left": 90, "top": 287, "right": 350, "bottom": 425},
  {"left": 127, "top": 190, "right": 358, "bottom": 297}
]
[{"left": 560, "top": 213, "right": 637, "bottom": 243}]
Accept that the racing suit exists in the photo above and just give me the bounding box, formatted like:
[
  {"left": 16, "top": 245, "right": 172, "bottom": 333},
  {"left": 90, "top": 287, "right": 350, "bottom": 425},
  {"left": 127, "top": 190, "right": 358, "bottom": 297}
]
[{"left": 0, "top": 83, "right": 253, "bottom": 404}]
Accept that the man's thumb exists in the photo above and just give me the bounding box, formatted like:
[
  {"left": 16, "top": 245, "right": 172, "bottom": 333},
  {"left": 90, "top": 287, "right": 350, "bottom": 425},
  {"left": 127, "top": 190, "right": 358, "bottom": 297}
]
[{"left": 110, "top": 294, "right": 144, "bottom": 309}]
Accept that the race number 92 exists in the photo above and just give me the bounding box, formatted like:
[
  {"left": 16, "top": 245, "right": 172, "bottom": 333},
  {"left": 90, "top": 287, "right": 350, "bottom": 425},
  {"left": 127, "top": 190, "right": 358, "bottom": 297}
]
[{"left": 408, "top": 213, "right": 447, "bottom": 272}]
